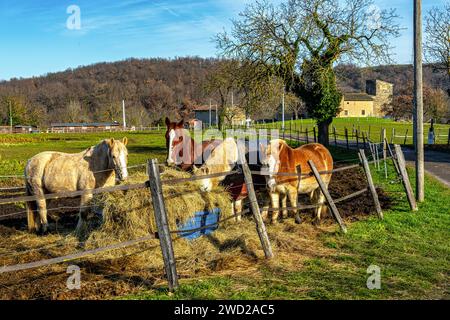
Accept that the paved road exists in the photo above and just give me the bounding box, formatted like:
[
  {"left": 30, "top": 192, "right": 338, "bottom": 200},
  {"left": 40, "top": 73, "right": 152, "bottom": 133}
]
[
  {"left": 285, "top": 134, "right": 450, "bottom": 187},
  {"left": 401, "top": 148, "right": 450, "bottom": 188}
]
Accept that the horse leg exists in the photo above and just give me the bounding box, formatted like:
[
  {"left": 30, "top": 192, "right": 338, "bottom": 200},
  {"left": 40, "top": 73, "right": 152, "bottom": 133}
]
[
  {"left": 260, "top": 197, "right": 270, "bottom": 222},
  {"left": 313, "top": 188, "right": 326, "bottom": 224},
  {"left": 270, "top": 192, "right": 280, "bottom": 224},
  {"left": 76, "top": 193, "right": 93, "bottom": 238},
  {"left": 234, "top": 199, "right": 243, "bottom": 222},
  {"left": 36, "top": 198, "right": 48, "bottom": 234},
  {"left": 281, "top": 193, "right": 288, "bottom": 220},
  {"left": 287, "top": 188, "right": 301, "bottom": 224}
]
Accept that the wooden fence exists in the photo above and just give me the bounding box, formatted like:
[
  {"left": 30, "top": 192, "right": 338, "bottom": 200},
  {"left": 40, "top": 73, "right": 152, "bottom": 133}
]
[
  {"left": 0, "top": 143, "right": 417, "bottom": 291},
  {"left": 248, "top": 121, "right": 450, "bottom": 147}
]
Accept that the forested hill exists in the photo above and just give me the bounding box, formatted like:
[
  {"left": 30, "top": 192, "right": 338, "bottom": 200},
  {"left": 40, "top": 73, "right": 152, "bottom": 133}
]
[
  {"left": 336, "top": 63, "right": 448, "bottom": 94},
  {"left": 0, "top": 57, "right": 218, "bottom": 126},
  {"left": 0, "top": 56, "right": 447, "bottom": 126}
]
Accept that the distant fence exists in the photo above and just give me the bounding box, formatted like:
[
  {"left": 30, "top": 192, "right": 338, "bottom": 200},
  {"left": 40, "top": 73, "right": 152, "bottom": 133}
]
[
  {"left": 0, "top": 140, "right": 417, "bottom": 292},
  {"left": 0, "top": 126, "right": 165, "bottom": 134},
  {"left": 231, "top": 121, "right": 450, "bottom": 147}
]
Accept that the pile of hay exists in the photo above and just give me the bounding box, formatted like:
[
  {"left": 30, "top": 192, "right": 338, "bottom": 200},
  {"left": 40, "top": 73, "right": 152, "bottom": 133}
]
[{"left": 84, "top": 167, "right": 232, "bottom": 252}]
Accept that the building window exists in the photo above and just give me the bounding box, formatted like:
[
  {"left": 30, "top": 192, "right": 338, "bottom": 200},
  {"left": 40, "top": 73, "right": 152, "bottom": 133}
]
[
  {"left": 361, "top": 110, "right": 365, "bottom": 116},
  {"left": 344, "top": 110, "right": 348, "bottom": 116}
]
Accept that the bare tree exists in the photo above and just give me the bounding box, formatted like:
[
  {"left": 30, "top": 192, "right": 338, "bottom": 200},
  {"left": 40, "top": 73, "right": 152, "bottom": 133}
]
[
  {"left": 216, "top": 0, "right": 400, "bottom": 145},
  {"left": 66, "top": 100, "right": 88, "bottom": 123},
  {"left": 424, "top": 3, "right": 450, "bottom": 95}
]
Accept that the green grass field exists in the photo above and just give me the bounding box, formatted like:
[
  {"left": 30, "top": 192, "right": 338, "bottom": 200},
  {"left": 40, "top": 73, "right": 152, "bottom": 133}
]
[
  {"left": 0, "top": 129, "right": 449, "bottom": 299},
  {"left": 255, "top": 117, "right": 450, "bottom": 145},
  {"left": 126, "top": 160, "right": 449, "bottom": 300},
  {"left": 0, "top": 131, "right": 167, "bottom": 176}
]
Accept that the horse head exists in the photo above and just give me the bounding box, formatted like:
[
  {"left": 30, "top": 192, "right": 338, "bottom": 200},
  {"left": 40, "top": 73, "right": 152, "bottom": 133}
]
[
  {"left": 105, "top": 137, "right": 129, "bottom": 182},
  {"left": 165, "top": 117, "right": 186, "bottom": 166}
]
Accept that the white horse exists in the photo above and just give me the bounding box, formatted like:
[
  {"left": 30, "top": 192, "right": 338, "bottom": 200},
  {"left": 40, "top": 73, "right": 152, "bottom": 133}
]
[{"left": 24, "top": 138, "right": 129, "bottom": 234}]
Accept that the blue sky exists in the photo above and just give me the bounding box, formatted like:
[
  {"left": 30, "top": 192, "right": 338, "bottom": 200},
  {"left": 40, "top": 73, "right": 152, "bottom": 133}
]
[{"left": 0, "top": 0, "right": 447, "bottom": 80}]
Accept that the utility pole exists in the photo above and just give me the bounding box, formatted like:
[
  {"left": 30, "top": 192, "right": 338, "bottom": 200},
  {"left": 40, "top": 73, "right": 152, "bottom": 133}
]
[
  {"left": 122, "top": 99, "right": 127, "bottom": 130},
  {"left": 231, "top": 91, "right": 234, "bottom": 108},
  {"left": 9, "top": 100, "right": 13, "bottom": 133},
  {"left": 414, "top": 0, "right": 424, "bottom": 202}
]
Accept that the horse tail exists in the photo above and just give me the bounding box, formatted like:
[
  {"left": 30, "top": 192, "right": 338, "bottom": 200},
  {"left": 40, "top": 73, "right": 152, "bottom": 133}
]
[{"left": 25, "top": 174, "right": 37, "bottom": 232}]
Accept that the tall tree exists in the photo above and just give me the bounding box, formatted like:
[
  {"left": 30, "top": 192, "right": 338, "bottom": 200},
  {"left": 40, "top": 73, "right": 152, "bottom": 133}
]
[
  {"left": 424, "top": 3, "right": 450, "bottom": 95},
  {"left": 216, "top": 0, "right": 400, "bottom": 145}
]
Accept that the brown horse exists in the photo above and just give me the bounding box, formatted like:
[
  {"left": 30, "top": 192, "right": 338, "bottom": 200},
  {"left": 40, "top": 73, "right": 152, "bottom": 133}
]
[
  {"left": 260, "top": 139, "right": 333, "bottom": 224},
  {"left": 24, "top": 138, "right": 129, "bottom": 235},
  {"left": 165, "top": 117, "right": 220, "bottom": 171}
]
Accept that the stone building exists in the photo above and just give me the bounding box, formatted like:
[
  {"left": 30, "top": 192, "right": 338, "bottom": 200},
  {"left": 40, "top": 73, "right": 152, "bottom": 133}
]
[
  {"left": 366, "top": 79, "right": 394, "bottom": 117},
  {"left": 338, "top": 79, "right": 393, "bottom": 118}
]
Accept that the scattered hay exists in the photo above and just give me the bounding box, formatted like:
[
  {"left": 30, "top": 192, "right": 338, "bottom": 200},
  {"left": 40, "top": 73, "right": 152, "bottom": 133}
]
[{"left": 85, "top": 168, "right": 232, "bottom": 246}]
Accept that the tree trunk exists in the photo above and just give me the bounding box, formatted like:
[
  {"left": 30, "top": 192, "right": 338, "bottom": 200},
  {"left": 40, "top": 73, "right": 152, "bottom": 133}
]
[{"left": 317, "top": 119, "right": 331, "bottom": 146}]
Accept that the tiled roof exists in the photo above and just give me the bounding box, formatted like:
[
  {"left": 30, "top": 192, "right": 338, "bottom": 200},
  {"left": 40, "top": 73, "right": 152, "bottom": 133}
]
[{"left": 343, "top": 93, "right": 374, "bottom": 101}]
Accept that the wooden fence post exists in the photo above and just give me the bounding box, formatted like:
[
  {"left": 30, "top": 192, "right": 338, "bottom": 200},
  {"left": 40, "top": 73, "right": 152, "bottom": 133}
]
[
  {"left": 385, "top": 138, "right": 401, "bottom": 176},
  {"left": 313, "top": 127, "right": 317, "bottom": 143},
  {"left": 306, "top": 128, "right": 309, "bottom": 144},
  {"left": 238, "top": 148, "right": 274, "bottom": 259},
  {"left": 147, "top": 159, "right": 179, "bottom": 291},
  {"left": 307, "top": 160, "right": 347, "bottom": 233},
  {"left": 382, "top": 129, "right": 388, "bottom": 178},
  {"left": 359, "top": 150, "right": 383, "bottom": 220},
  {"left": 391, "top": 128, "right": 395, "bottom": 144},
  {"left": 403, "top": 129, "right": 409, "bottom": 146},
  {"left": 295, "top": 165, "right": 302, "bottom": 224},
  {"left": 375, "top": 143, "right": 381, "bottom": 171},
  {"left": 333, "top": 126, "right": 337, "bottom": 146},
  {"left": 362, "top": 132, "right": 367, "bottom": 150},
  {"left": 447, "top": 128, "right": 450, "bottom": 146},
  {"left": 345, "top": 127, "right": 349, "bottom": 150},
  {"left": 393, "top": 145, "right": 418, "bottom": 211},
  {"left": 356, "top": 129, "right": 359, "bottom": 149}
]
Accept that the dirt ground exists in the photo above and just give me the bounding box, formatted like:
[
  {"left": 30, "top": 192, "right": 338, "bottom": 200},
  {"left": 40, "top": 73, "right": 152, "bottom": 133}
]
[{"left": 0, "top": 166, "right": 392, "bottom": 300}]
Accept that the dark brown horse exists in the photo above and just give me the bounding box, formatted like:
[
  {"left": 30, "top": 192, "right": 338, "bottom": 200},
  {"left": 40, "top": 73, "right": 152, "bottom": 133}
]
[{"left": 164, "top": 117, "right": 221, "bottom": 171}]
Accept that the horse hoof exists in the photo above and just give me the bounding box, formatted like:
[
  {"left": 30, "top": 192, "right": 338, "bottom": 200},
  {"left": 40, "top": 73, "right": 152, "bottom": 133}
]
[
  {"left": 313, "top": 219, "right": 321, "bottom": 226},
  {"left": 295, "top": 216, "right": 302, "bottom": 224}
]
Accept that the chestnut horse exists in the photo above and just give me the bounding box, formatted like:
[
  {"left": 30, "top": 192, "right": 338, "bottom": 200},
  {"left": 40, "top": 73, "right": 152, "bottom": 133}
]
[
  {"left": 260, "top": 139, "right": 333, "bottom": 224},
  {"left": 165, "top": 117, "right": 220, "bottom": 171}
]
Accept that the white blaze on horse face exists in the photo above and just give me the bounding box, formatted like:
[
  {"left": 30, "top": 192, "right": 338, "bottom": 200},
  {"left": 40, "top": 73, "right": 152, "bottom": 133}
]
[
  {"left": 167, "top": 129, "right": 176, "bottom": 165},
  {"left": 119, "top": 150, "right": 128, "bottom": 180},
  {"left": 267, "top": 154, "right": 277, "bottom": 191}
]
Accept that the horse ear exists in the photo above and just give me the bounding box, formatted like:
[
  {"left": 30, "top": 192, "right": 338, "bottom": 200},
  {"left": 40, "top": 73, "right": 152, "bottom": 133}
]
[
  {"left": 84, "top": 146, "right": 94, "bottom": 157},
  {"left": 107, "top": 139, "right": 115, "bottom": 148},
  {"left": 259, "top": 143, "right": 265, "bottom": 154},
  {"left": 165, "top": 117, "right": 170, "bottom": 126},
  {"left": 122, "top": 137, "right": 128, "bottom": 146}
]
